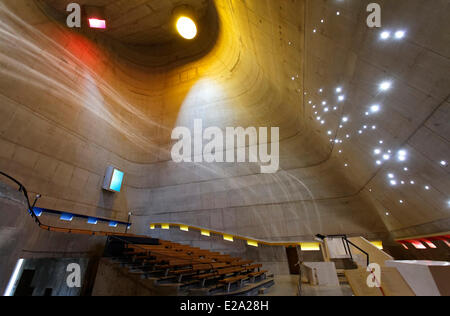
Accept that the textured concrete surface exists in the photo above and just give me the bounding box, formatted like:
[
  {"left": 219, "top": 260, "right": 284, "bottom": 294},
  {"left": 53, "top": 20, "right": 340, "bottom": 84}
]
[
  {"left": 91, "top": 258, "right": 172, "bottom": 296},
  {"left": 0, "top": 182, "right": 106, "bottom": 294},
  {"left": 21, "top": 257, "right": 90, "bottom": 296},
  {"left": 0, "top": 0, "right": 448, "bottom": 284}
]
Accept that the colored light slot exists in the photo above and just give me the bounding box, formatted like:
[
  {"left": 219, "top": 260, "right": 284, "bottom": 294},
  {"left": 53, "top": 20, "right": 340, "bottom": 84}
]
[
  {"left": 60, "top": 213, "right": 74, "bottom": 222},
  {"left": 3, "top": 259, "right": 25, "bottom": 296},
  {"left": 88, "top": 18, "right": 106, "bottom": 29},
  {"left": 201, "top": 230, "right": 210, "bottom": 237},
  {"left": 87, "top": 217, "right": 98, "bottom": 225},
  {"left": 33, "top": 208, "right": 43, "bottom": 217},
  {"left": 370, "top": 241, "right": 384, "bottom": 250},
  {"left": 161, "top": 224, "right": 170, "bottom": 230},
  {"left": 247, "top": 240, "right": 258, "bottom": 247},
  {"left": 109, "top": 169, "right": 124, "bottom": 192},
  {"left": 109, "top": 221, "right": 118, "bottom": 228},
  {"left": 443, "top": 240, "right": 450, "bottom": 248},
  {"left": 400, "top": 242, "right": 409, "bottom": 250},
  {"left": 180, "top": 225, "right": 189, "bottom": 232},
  {"left": 422, "top": 240, "right": 437, "bottom": 249},
  {"left": 150, "top": 225, "right": 156, "bottom": 230},
  {"left": 410, "top": 241, "right": 426, "bottom": 249},
  {"left": 300, "top": 243, "right": 321, "bottom": 251},
  {"left": 223, "top": 235, "right": 234, "bottom": 242}
]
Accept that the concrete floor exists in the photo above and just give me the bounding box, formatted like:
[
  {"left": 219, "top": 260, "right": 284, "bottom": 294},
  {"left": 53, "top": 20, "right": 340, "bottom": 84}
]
[
  {"left": 301, "top": 284, "right": 354, "bottom": 297},
  {"left": 261, "top": 275, "right": 354, "bottom": 297},
  {"left": 261, "top": 275, "right": 299, "bottom": 296}
]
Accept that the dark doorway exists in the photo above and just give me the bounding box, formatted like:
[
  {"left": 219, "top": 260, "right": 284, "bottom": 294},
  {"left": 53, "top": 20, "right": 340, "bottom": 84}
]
[
  {"left": 286, "top": 247, "right": 300, "bottom": 275},
  {"left": 14, "top": 269, "right": 35, "bottom": 296},
  {"left": 44, "top": 288, "right": 53, "bottom": 296}
]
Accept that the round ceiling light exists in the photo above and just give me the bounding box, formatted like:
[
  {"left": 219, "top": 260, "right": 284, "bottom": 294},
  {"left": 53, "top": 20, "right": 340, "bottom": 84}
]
[{"left": 176, "top": 16, "right": 197, "bottom": 40}]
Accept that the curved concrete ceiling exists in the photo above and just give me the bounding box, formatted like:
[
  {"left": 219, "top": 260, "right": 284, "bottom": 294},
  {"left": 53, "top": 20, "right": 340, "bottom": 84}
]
[{"left": 0, "top": 0, "right": 448, "bottom": 245}]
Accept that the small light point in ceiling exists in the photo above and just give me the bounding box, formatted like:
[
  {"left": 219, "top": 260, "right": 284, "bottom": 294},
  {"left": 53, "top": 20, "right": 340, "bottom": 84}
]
[
  {"left": 395, "top": 30, "right": 406, "bottom": 39},
  {"left": 397, "top": 150, "right": 408, "bottom": 162},
  {"left": 379, "top": 81, "right": 392, "bottom": 91},
  {"left": 370, "top": 104, "right": 381, "bottom": 113},
  {"left": 380, "top": 31, "right": 391, "bottom": 40}
]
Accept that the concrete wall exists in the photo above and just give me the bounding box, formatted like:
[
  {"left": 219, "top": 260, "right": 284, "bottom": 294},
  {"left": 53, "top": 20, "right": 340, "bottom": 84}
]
[
  {"left": 19, "top": 257, "right": 90, "bottom": 296},
  {"left": 92, "top": 258, "right": 162, "bottom": 296},
  {"left": 0, "top": 0, "right": 448, "bottom": 274},
  {"left": 0, "top": 181, "right": 106, "bottom": 294}
]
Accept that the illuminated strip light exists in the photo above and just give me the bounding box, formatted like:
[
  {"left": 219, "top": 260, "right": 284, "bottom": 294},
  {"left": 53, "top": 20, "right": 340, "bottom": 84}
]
[
  {"left": 60, "top": 213, "right": 74, "bottom": 222},
  {"left": 161, "top": 224, "right": 170, "bottom": 230},
  {"left": 180, "top": 225, "right": 189, "bottom": 232},
  {"left": 300, "top": 243, "right": 321, "bottom": 251},
  {"left": 88, "top": 18, "right": 106, "bottom": 29},
  {"left": 3, "top": 259, "right": 25, "bottom": 296},
  {"left": 247, "top": 240, "right": 259, "bottom": 247},
  {"left": 410, "top": 241, "right": 426, "bottom": 249},
  {"left": 422, "top": 240, "right": 437, "bottom": 249},
  {"left": 201, "top": 230, "right": 210, "bottom": 237},
  {"left": 109, "top": 221, "right": 118, "bottom": 228},
  {"left": 87, "top": 217, "right": 98, "bottom": 225},
  {"left": 400, "top": 242, "right": 409, "bottom": 250},
  {"left": 443, "top": 240, "right": 450, "bottom": 248},
  {"left": 223, "top": 235, "right": 234, "bottom": 242},
  {"left": 150, "top": 225, "right": 156, "bottom": 230},
  {"left": 370, "top": 241, "right": 384, "bottom": 250}
]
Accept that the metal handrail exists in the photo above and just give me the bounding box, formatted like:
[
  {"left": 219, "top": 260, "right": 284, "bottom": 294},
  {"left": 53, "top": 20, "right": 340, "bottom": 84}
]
[
  {"left": 318, "top": 234, "right": 370, "bottom": 267},
  {"left": 0, "top": 171, "right": 133, "bottom": 238},
  {"left": 0, "top": 171, "right": 42, "bottom": 226}
]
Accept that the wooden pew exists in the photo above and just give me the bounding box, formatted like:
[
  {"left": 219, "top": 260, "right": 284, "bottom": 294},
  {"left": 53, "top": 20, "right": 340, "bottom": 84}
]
[{"left": 220, "top": 275, "right": 250, "bottom": 292}]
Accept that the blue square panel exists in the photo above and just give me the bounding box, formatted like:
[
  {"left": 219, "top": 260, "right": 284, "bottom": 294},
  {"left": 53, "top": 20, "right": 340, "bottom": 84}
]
[
  {"left": 60, "top": 213, "right": 74, "bottom": 222},
  {"left": 87, "top": 217, "right": 98, "bottom": 225}
]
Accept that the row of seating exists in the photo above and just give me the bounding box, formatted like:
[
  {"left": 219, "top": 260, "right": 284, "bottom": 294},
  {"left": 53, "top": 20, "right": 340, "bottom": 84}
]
[{"left": 111, "top": 239, "right": 269, "bottom": 294}]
